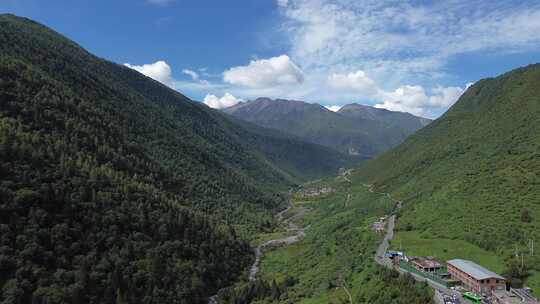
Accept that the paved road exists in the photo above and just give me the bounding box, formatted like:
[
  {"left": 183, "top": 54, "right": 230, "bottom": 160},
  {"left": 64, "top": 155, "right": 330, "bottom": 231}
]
[
  {"left": 375, "top": 214, "right": 395, "bottom": 267},
  {"left": 365, "top": 183, "right": 463, "bottom": 304}
]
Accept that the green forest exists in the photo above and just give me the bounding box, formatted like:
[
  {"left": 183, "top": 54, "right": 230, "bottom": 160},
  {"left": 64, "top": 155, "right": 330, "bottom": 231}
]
[{"left": 0, "top": 14, "right": 355, "bottom": 303}]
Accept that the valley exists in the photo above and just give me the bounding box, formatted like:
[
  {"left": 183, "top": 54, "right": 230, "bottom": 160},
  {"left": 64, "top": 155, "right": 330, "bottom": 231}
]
[
  {"left": 213, "top": 171, "right": 433, "bottom": 304},
  {"left": 2, "top": 6, "right": 540, "bottom": 304}
]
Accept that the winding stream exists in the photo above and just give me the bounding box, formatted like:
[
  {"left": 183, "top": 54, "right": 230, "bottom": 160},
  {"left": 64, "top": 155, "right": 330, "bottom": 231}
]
[
  {"left": 249, "top": 205, "right": 310, "bottom": 281},
  {"left": 208, "top": 205, "right": 310, "bottom": 303}
]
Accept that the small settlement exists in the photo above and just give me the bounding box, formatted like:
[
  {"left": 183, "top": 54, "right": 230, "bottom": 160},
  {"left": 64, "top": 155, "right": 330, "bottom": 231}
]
[
  {"left": 382, "top": 251, "right": 539, "bottom": 304},
  {"left": 371, "top": 216, "right": 387, "bottom": 233},
  {"left": 371, "top": 211, "right": 539, "bottom": 304},
  {"left": 297, "top": 187, "right": 334, "bottom": 198}
]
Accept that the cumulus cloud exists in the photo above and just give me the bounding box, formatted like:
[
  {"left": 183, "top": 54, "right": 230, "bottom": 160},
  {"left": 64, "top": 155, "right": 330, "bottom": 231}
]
[
  {"left": 327, "top": 70, "right": 380, "bottom": 98},
  {"left": 374, "top": 84, "right": 469, "bottom": 117},
  {"left": 428, "top": 86, "right": 467, "bottom": 108},
  {"left": 323, "top": 69, "right": 468, "bottom": 116},
  {"left": 324, "top": 69, "right": 469, "bottom": 116},
  {"left": 325, "top": 105, "right": 342, "bottom": 112},
  {"left": 223, "top": 55, "right": 304, "bottom": 88},
  {"left": 203, "top": 93, "right": 241, "bottom": 109},
  {"left": 124, "top": 61, "right": 173, "bottom": 87}
]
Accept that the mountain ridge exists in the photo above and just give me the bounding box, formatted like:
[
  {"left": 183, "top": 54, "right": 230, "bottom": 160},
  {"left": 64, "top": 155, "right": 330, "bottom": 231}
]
[
  {"left": 338, "top": 103, "right": 431, "bottom": 130},
  {"left": 223, "top": 97, "right": 431, "bottom": 158}
]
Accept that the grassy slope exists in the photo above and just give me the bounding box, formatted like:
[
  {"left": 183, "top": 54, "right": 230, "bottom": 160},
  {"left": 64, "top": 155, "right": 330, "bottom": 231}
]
[
  {"left": 256, "top": 173, "right": 433, "bottom": 303},
  {"left": 354, "top": 64, "right": 540, "bottom": 293}
]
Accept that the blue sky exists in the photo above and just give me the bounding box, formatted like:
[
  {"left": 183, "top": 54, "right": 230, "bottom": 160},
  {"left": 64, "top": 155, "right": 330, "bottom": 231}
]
[{"left": 2, "top": 0, "right": 540, "bottom": 117}]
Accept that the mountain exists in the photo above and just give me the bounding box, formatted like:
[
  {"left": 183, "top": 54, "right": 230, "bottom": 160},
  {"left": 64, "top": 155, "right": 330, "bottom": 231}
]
[
  {"left": 337, "top": 103, "right": 431, "bottom": 133},
  {"left": 223, "top": 116, "right": 357, "bottom": 181},
  {"left": 223, "top": 97, "right": 430, "bottom": 158},
  {"left": 0, "top": 14, "right": 352, "bottom": 303},
  {"left": 353, "top": 64, "right": 540, "bottom": 291}
]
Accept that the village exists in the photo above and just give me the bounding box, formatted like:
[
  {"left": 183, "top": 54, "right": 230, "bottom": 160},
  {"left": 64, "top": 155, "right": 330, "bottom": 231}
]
[{"left": 372, "top": 217, "right": 539, "bottom": 304}]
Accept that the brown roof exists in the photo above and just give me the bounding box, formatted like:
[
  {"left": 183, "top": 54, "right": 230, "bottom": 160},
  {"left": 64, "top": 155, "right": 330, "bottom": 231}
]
[{"left": 410, "top": 257, "right": 442, "bottom": 268}]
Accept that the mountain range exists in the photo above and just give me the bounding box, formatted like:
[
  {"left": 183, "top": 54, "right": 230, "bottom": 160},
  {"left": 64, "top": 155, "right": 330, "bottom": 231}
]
[
  {"left": 4, "top": 11, "right": 540, "bottom": 304},
  {"left": 223, "top": 97, "right": 431, "bottom": 158}
]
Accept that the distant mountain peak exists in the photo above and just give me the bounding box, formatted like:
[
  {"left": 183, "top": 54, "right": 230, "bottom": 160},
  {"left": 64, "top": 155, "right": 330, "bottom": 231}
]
[
  {"left": 338, "top": 102, "right": 432, "bottom": 127},
  {"left": 338, "top": 102, "right": 426, "bottom": 118},
  {"left": 222, "top": 97, "right": 431, "bottom": 158},
  {"left": 224, "top": 97, "right": 329, "bottom": 116}
]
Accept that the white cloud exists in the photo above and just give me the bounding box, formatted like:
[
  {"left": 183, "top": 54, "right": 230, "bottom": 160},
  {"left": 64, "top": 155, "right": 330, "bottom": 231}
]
[
  {"left": 182, "top": 69, "right": 199, "bottom": 81},
  {"left": 327, "top": 70, "right": 379, "bottom": 98},
  {"left": 277, "top": 0, "right": 540, "bottom": 84},
  {"left": 324, "top": 70, "right": 467, "bottom": 117},
  {"left": 374, "top": 84, "right": 469, "bottom": 117},
  {"left": 428, "top": 86, "right": 467, "bottom": 108},
  {"left": 325, "top": 105, "right": 341, "bottom": 112},
  {"left": 203, "top": 93, "right": 241, "bottom": 109},
  {"left": 223, "top": 55, "right": 304, "bottom": 88},
  {"left": 124, "top": 61, "right": 173, "bottom": 87},
  {"left": 162, "top": 0, "right": 540, "bottom": 118}
]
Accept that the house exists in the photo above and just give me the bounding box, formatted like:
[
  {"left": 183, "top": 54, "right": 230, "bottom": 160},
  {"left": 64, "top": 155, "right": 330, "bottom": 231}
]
[
  {"left": 409, "top": 256, "right": 442, "bottom": 273},
  {"left": 372, "top": 218, "right": 386, "bottom": 233},
  {"left": 447, "top": 259, "right": 506, "bottom": 295}
]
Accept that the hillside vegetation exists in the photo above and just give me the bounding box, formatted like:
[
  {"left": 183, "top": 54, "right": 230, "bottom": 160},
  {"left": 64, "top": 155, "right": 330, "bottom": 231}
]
[
  {"left": 0, "top": 14, "right": 351, "bottom": 303},
  {"left": 214, "top": 174, "right": 433, "bottom": 303},
  {"left": 354, "top": 63, "right": 540, "bottom": 293}
]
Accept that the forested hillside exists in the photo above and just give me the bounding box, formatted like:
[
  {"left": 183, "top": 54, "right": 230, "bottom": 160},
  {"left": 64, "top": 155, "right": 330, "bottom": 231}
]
[
  {"left": 0, "top": 14, "right": 350, "bottom": 303},
  {"left": 354, "top": 64, "right": 540, "bottom": 293}
]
